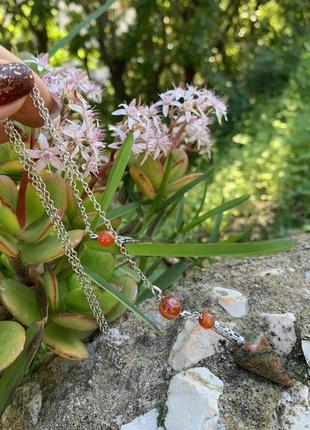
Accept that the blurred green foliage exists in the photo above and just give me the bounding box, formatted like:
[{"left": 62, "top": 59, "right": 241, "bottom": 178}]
[{"left": 0, "top": 0, "right": 309, "bottom": 236}]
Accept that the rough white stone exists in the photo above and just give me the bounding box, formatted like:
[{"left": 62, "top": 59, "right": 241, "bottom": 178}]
[
  {"left": 212, "top": 287, "right": 248, "bottom": 318},
  {"left": 302, "top": 340, "right": 310, "bottom": 367},
  {"left": 262, "top": 312, "right": 297, "bottom": 354},
  {"left": 165, "top": 367, "right": 223, "bottom": 430},
  {"left": 121, "top": 409, "right": 159, "bottom": 430},
  {"left": 278, "top": 383, "right": 310, "bottom": 429},
  {"left": 255, "top": 267, "right": 295, "bottom": 277},
  {"left": 168, "top": 320, "right": 224, "bottom": 371}
]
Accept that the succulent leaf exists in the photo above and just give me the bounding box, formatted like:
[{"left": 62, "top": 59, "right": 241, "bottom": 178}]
[
  {"left": 0, "top": 198, "right": 21, "bottom": 235},
  {"left": 165, "top": 173, "right": 203, "bottom": 194},
  {"left": 0, "top": 321, "right": 26, "bottom": 372},
  {"left": 65, "top": 285, "right": 118, "bottom": 316},
  {"left": 106, "top": 275, "right": 138, "bottom": 322},
  {"left": 42, "top": 271, "right": 60, "bottom": 312},
  {"left": 20, "top": 230, "right": 84, "bottom": 265},
  {"left": 20, "top": 213, "right": 60, "bottom": 244},
  {"left": 137, "top": 155, "right": 164, "bottom": 189},
  {"left": 129, "top": 166, "right": 156, "bottom": 200},
  {"left": 51, "top": 313, "right": 97, "bottom": 331},
  {"left": 0, "top": 279, "right": 41, "bottom": 326},
  {"left": 25, "top": 174, "right": 69, "bottom": 226},
  {"left": 0, "top": 160, "right": 23, "bottom": 176},
  {"left": 0, "top": 232, "right": 19, "bottom": 258},
  {"left": 0, "top": 175, "right": 18, "bottom": 209},
  {"left": 80, "top": 249, "right": 115, "bottom": 281},
  {"left": 167, "top": 149, "right": 189, "bottom": 182},
  {"left": 43, "top": 323, "right": 89, "bottom": 360}
]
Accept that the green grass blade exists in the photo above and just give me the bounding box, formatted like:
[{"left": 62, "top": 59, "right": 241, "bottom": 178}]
[
  {"left": 92, "top": 133, "right": 133, "bottom": 230},
  {"left": 0, "top": 322, "right": 44, "bottom": 415},
  {"left": 84, "top": 267, "right": 162, "bottom": 335},
  {"left": 49, "top": 0, "right": 116, "bottom": 56},
  {"left": 182, "top": 194, "right": 250, "bottom": 233},
  {"left": 124, "top": 238, "right": 295, "bottom": 257}
]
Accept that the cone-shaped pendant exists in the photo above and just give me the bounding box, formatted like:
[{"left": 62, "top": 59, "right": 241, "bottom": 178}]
[{"left": 233, "top": 333, "right": 293, "bottom": 387}]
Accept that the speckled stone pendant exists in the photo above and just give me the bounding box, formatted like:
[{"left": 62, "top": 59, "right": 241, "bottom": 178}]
[
  {"left": 233, "top": 333, "right": 293, "bottom": 387},
  {"left": 0, "top": 62, "right": 35, "bottom": 105}
]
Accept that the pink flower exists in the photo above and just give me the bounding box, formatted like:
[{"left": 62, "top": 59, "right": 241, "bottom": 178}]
[
  {"left": 154, "top": 92, "right": 182, "bottom": 117},
  {"left": 27, "top": 133, "right": 63, "bottom": 172},
  {"left": 112, "top": 99, "right": 141, "bottom": 129}
]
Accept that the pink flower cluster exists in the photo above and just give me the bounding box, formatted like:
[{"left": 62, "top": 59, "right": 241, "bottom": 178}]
[
  {"left": 111, "top": 85, "right": 227, "bottom": 159},
  {"left": 26, "top": 56, "right": 227, "bottom": 174},
  {"left": 27, "top": 59, "right": 106, "bottom": 176}
]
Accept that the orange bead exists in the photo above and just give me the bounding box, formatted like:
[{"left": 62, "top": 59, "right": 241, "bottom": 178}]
[
  {"left": 159, "top": 296, "right": 181, "bottom": 320},
  {"left": 198, "top": 312, "right": 215, "bottom": 329},
  {"left": 98, "top": 230, "right": 114, "bottom": 247}
]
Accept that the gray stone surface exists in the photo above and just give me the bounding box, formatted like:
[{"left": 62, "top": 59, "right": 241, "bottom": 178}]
[{"left": 2, "top": 234, "right": 310, "bottom": 430}]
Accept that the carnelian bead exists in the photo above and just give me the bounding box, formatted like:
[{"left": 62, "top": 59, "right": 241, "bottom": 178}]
[
  {"left": 198, "top": 312, "right": 215, "bottom": 329},
  {"left": 98, "top": 230, "right": 114, "bottom": 247},
  {"left": 159, "top": 296, "right": 181, "bottom": 320}
]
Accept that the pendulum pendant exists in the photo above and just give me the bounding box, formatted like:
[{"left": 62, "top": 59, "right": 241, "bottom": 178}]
[
  {"left": 159, "top": 297, "right": 293, "bottom": 387},
  {"left": 0, "top": 62, "right": 35, "bottom": 105}
]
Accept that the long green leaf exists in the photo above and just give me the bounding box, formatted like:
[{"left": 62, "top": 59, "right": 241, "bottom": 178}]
[
  {"left": 124, "top": 238, "right": 295, "bottom": 257},
  {"left": 182, "top": 194, "right": 250, "bottom": 233},
  {"left": 92, "top": 134, "right": 133, "bottom": 230},
  {"left": 0, "top": 322, "right": 44, "bottom": 415},
  {"left": 136, "top": 261, "right": 191, "bottom": 304},
  {"left": 157, "top": 167, "right": 214, "bottom": 211},
  {"left": 84, "top": 267, "right": 162, "bottom": 335},
  {"left": 48, "top": 0, "right": 116, "bottom": 56}
]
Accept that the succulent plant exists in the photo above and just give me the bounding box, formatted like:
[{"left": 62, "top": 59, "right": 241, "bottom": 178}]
[{"left": 0, "top": 171, "right": 138, "bottom": 373}]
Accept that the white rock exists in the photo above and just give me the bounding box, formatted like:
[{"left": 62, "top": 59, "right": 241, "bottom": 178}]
[
  {"left": 255, "top": 267, "right": 295, "bottom": 277},
  {"left": 168, "top": 320, "right": 224, "bottom": 371},
  {"left": 212, "top": 287, "right": 248, "bottom": 317},
  {"left": 165, "top": 367, "right": 223, "bottom": 430},
  {"left": 262, "top": 312, "right": 297, "bottom": 354},
  {"left": 302, "top": 340, "right": 310, "bottom": 367},
  {"left": 278, "top": 383, "right": 310, "bottom": 429},
  {"left": 121, "top": 409, "right": 159, "bottom": 430}
]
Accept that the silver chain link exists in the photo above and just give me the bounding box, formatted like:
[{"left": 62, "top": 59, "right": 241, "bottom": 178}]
[
  {"left": 30, "top": 85, "right": 163, "bottom": 302},
  {"left": 3, "top": 119, "right": 110, "bottom": 333}
]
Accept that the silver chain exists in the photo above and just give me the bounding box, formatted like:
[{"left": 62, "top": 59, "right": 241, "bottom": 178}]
[
  {"left": 3, "top": 119, "right": 109, "bottom": 334},
  {"left": 30, "top": 85, "right": 163, "bottom": 302}
]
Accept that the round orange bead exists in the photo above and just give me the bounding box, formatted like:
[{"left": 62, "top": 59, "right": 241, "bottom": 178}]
[
  {"left": 159, "top": 296, "right": 181, "bottom": 320},
  {"left": 198, "top": 312, "right": 215, "bottom": 329},
  {"left": 97, "top": 230, "right": 114, "bottom": 247}
]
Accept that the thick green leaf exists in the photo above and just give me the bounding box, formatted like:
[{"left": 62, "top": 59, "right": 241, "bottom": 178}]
[
  {"left": 48, "top": 0, "right": 116, "bottom": 56},
  {"left": 136, "top": 261, "right": 191, "bottom": 304},
  {"left": 92, "top": 133, "right": 133, "bottom": 230},
  {"left": 25, "top": 174, "right": 68, "bottom": 226},
  {"left": 84, "top": 267, "right": 161, "bottom": 335},
  {"left": 124, "top": 239, "right": 295, "bottom": 257},
  {"left": 43, "top": 323, "right": 89, "bottom": 360},
  {"left": 0, "top": 232, "right": 18, "bottom": 257},
  {"left": 0, "top": 322, "right": 43, "bottom": 415},
  {"left": 0, "top": 198, "right": 20, "bottom": 235},
  {"left": 65, "top": 285, "right": 118, "bottom": 315},
  {"left": 42, "top": 271, "right": 60, "bottom": 311},
  {"left": 106, "top": 275, "right": 138, "bottom": 322},
  {"left": 20, "top": 230, "right": 84, "bottom": 265},
  {"left": 80, "top": 249, "right": 115, "bottom": 281},
  {"left": 0, "top": 321, "right": 26, "bottom": 372},
  {"left": 0, "top": 160, "right": 23, "bottom": 176},
  {"left": 0, "top": 279, "right": 41, "bottom": 326},
  {"left": 52, "top": 313, "right": 97, "bottom": 331},
  {"left": 19, "top": 215, "right": 55, "bottom": 244},
  {"left": 181, "top": 195, "right": 250, "bottom": 233},
  {"left": 0, "top": 175, "right": 18, "bottom": 208}
]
